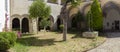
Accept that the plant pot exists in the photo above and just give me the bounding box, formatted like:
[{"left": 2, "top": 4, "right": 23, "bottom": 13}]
[{"left": 82, "top": 31, "right": 98, "bottom": 38}]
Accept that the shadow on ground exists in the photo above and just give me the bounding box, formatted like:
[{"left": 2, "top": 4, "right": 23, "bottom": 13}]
[
  {"left": 105, "top": 32, "right": 120, "bottom": 38},
  {"left": 21, "top": 33, "right": 34, "bottom": 36},
  {"left": 53, "top": 30, "right": 83, "bottom": 38},
  {"left": 17, "top": 37, "right": 63, "bottom": 47}
]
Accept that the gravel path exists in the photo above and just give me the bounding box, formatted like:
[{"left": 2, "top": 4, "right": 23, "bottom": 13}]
[{"left": 87, "top": 32, "right": 120, "bottom": 52}]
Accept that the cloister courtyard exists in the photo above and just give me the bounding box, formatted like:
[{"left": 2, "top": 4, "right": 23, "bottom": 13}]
[
  {"left": 8, "top": 31, "right": 106, "bottom": 52},
  {"left": 1, "top": 0, "right": 120, "bottom": 52}
]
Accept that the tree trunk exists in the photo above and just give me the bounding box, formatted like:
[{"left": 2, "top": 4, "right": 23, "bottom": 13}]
[
  {"left": 43, "top": 26, "right": 46, "bottom": 35},
  {"left": 44, "top": 27, "right": 46, "bottom": 32},
  {"left": 61, "top": 0, "right": 69, "bottom": 41},
  {"left": 63, "top": 18, "right": 67, "bottom": 41}
]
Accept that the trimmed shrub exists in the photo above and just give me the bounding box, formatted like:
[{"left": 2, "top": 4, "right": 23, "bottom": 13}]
[
  {"left": 90, "top": 0, "right": 103, "bottom": 31},
  {"left": 59, "top": 24, "right": 64, "bottom": 31},
  {"left": 0, "top": 35, "right": 10, "bottom": 51},
  {"left": 0, "top": 32, "right": 17, "bottom": 51}
]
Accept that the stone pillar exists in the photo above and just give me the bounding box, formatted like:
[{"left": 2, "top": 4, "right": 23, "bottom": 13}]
[
  {"left": 58, "top": 0, "right": 61, "bottom": 5},
  {"left": 32, "top": 18, "right": 37, "bottom": 34},
  {"left": 29, "top": 19, "right": 32, "bottom": 33},
  {"left": 53, "top": 22, "right": 58, "bottom": 30},
  {"left": 44, "top": 0, "right": 47, "bottom": 3},
  {"left": 20, "top": 19, "right": 22, "bottom": 32}
]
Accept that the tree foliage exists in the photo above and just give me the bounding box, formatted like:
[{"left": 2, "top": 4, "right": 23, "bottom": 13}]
[
  {"left": 90, "top": 0, "right": 103, "bottom": 31},
  {"left": 29, "top": 0, "right": 51, "bottom": 19},
  {"left": 29, "top": 0, "right": 51, "bottom": 31},
  {"left": 70, "top": 0, "right": 81, "bottom": 7},
  {"left": 40, "top": 18, "right": 51, "bottom": 30}
]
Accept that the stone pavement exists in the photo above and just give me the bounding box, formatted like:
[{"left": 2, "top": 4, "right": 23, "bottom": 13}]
[{"left": 87, "top": 32, "right": 120, "bottom": 52}]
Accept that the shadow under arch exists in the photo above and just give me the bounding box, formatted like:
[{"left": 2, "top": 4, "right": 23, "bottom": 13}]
[
  {"left": 12, "top": 18, "right": 20, "bottom": 31},
  {"left": 102, "top": 1, "right": 120, "bottom": 31},
  {"left": 70, "top": 12, "right": 85, "bottom": 30},
  {"left": 57, "top": 17, "right": 62, "bottom": 30},
  {"left": 22, "top": 18, "right": 29, "bottom": 33},
  {"left": 102, "top": 1, "right": 120, "bottom": 17},
  {"left": 37, "top": 15, "right": 54, "bottom": 31}
]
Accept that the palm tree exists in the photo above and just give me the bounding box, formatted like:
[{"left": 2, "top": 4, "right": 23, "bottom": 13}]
[{"left": 60, "top": 0, "right": 81, "bottom": 41}]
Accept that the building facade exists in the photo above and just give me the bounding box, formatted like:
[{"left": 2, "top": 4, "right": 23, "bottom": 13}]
[
  {"left": 10, "top": 0, "right": 63, "bottom": 33},
  {"left": 8, "top": 0, "right": 120, "bottom": 33}
]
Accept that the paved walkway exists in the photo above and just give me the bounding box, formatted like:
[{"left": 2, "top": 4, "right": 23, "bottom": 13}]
[{"left": 87, "top": 32, "right": 120, "bottom": 52}]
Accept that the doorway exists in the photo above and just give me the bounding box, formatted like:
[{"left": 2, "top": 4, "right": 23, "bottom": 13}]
[
  {"left": 22, "top": 18, "right": 29, "bottom": 33},
  {"left": 114, "top": 20, "right": 119, "bottom": 30},
  {"left": 57, "top": 18, "right": 61, "bottom": 30},
  {"left": 12, "top": 18, "right": 20, "bottom": 31}
]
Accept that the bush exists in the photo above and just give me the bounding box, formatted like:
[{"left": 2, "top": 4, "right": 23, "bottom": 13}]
[
  {"left": 90, "top": 0, "right": 103, "bottom": 31},
  {"left": 0, "top": 32, "right": 17, "bottom": 51},
  {"left": 59, "top": 24, "right": 64, "bottom": 31}
]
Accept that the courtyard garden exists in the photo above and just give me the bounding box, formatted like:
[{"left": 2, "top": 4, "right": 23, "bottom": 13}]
[
  {"left": 0, "top": 0, "right": 106, "bottom": 52},
  {"left": 8, "top": 31, "right": 106, "bottom": 52}
]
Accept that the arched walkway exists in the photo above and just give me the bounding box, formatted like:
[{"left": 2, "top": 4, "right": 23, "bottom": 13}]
[
  {"left": 22, "top": 18, "right": 29, "bottom": 33},
  {"left": 81, "top": 2, "right": 91, "bottom": 16},
  {"left": 12, "top": 18, "right": 20, "bottom": 31},
  {"left": 102, "top": 1, "right": 120, "bottom": 31},
  {"left": 57, "top": 18, "right": 61, "bottom": 30},
  {"left": 71, "top": 17, "right": 77, "bottom": 28}
]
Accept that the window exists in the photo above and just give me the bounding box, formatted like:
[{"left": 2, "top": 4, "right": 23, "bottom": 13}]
[
  {"left": 112, "top": 23, "right": 114, "bottom": 25},
  {"left": 107, "top": 22, "right": 109, "bottom": 26}
]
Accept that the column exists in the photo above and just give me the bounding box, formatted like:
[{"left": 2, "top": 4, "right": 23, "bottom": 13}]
[
  {"left": 58, "top": 0, "right": 61, "bottom": 5},
  {"left": 44, "top": 0, "right": 47, "bottom": 3},
  {"left": 20, "top": 19, "right": 22, "bottom": 32}
]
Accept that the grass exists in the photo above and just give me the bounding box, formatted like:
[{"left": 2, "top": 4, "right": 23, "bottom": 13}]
[{"left": 9, "top": 31, "right": 106, "bottom": 52}]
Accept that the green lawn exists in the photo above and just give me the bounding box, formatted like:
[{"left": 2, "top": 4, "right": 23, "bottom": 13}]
[{"left": 9, "top": 31, "right": 106, "bottom": 52}]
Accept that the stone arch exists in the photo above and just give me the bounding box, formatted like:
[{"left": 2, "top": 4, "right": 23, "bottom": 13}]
[
  {"left": 71, "top": 15, "right": 77, "bottom": 28},
  {"left": 70, "top": 11, "right": 86, "bottom": 30},
  {"left": 81, "top": 2, "right": 92, "bottom": 16},
  {"left": 102, "top": 1, "right": 120, "bottom": 17},
  {"left": 12, "top": 18, "right": 20, "bottom": 31},
  {"left": 22, "top": 18, "right": 29, "bottom": 33},
  {"left": 11, "top": 14, "right": 21, "bottom": 19},
  {"left": 57, "top": 17, "right": 61, "bottom": 30},
  {"left": 21, "top": 14, "right": 29, "bottom": 18},
  {"left": 11, "top": 14, "right": 21, "bottom": 31},
  {"left": 70, "top": 14, "right": 80, "bottom": 29},
  {"left": 49, "top": 15, "right": 54, "bottom": 30},
  {"left": 102, "top": 1, "right": 120, "bottom": 31}
]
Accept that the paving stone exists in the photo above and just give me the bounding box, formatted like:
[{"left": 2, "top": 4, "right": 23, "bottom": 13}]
[{"left": 88, "top": 32, "right": 120, "bottom": 52}]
